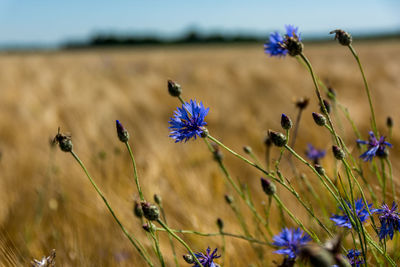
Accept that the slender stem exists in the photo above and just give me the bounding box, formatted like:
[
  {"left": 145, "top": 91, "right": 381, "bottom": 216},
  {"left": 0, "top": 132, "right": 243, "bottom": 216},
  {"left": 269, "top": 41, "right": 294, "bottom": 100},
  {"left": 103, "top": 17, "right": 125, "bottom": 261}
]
[
  {"left": 125, "top": 142, "right": 144, "bottom": 201},
  {"left": 158, "top": 202, "right": 179, "bottom": 267},
  {"left": 69, "top": 151, "right": 153, "bottom": 267},
  {"left": 348, "top": 44, "right": 377, "bottom": 135},
  {"left": 156, "top": 228, "right": 271, "bottom": 246},
  {"left": 149, "top": 228, "right": 165, "bottom": 267},
  {"left": 385, "top": 158, "right": 396, "bottom": 203},
  {"left": 157, "top": 219, "right": 203, "bottom": 267},
  {"left": 380, "top": 158, "right": 387, "bottom": 202}
]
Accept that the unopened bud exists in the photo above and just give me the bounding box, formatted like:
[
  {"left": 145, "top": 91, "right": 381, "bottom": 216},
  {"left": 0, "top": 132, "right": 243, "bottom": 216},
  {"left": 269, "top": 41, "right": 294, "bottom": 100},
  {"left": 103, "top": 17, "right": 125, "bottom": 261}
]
[
  {"left": 133, "top": 201, "right": 143, "bottom": 218},
  {"left": 116, "top": 120, "right": 129, "bottom": 142},
  {"left": 268, "top": 130, "right": 287, "bottom": 147},
  {"left": 261, "top": 178, "right": 276, "bottom": 196},
  {"left": 141, "top": 202, "right": 160, "bottom": 221},
  {"left": 183, "top": 254, "right": 194, "bottom": 264},
  {"left": 212, "top": 144, "right": 224, "bottom": 162},
  {"left": 216, "top": 218, "right": 224, "bottom": 230},
  {"left": 387, "top": 116, "right": 393, "bottom": 128},
  {"left": 281, "top": 114, "right": 292, "bottom": 130},
  {"left": 332, "top": 145, "right": 345, "bottom": 160},
  {"left": 142, "top": 222, "right": 156, "bottom": 232},
  {"left": 314, "top": 164, "right": 325, "bottom": 176},
  {"left": 312, "top": 112, "right": 326, "bottom": 126},
  {"left": 243, "top": 146, "right": 252, "bottom": 154},
  {"left": 154, "top": 194, "right": 162, "bottom": 205},
  {"left": 327, "top": 87, "right": 336, "bottom": 101},
  {"left": 167, "top": 80, "right": 182, "bottom": 97},
  {"left": 54, "top": 128, "right": 73, "bottom": 152},
  {"left": 224, "top": 194, "right": 234, "bottom": 204},
  {"left": 296, "top": 97, "right": 309, "bottom": 110},
  {"left": 330, "top": 29, "right": 352, "bottom": 46},
  {"left": 320, "top": 99, "right": 331, "bottom": 114}
]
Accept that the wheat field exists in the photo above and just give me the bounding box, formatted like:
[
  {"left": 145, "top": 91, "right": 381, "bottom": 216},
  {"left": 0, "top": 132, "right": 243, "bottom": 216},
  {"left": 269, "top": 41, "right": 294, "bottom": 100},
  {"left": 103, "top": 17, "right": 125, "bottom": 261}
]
[{"left": 0, "top": 41, "right": 400, "bottom": 266}]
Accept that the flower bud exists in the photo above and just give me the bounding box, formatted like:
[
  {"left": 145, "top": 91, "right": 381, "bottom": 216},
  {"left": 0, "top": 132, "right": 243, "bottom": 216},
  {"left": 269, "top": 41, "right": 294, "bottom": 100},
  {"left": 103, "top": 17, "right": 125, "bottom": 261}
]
[
  {"left": 142, "top": 222, "right": 156, "bottom": 232},
  {"left": 320, "top": 99, "right": 331, "bottom": 114},
  {"left": 53, "top": 128, "right": 73, "bottom": 152},
  {"left": 183, "top": 254, "right": 194, "bottom": 264},
  {"left": 261, "top": 178, "right": 276, "bottom": 196},
  {"left": 327, "top": 87, "right": 336, "bottom": 101},
  {"left": 268, "top": 130, "right": 287, "bottom": 147},
  {"left": 281, "top": 114, "right": 292, "bottom": 130},
  {"left": 141, "top": 201, "right": 160, "bottom": 221},
  {"left": 224, "top": 194, "right": 234, "bottom": 204},
  {"left": 116, "top": 120, "right": 129, "bottom": 143},
  {"left": 312, "top": 112, "right": 326, "bottom": 126},
  {"left": 133, "top": 201, "right": 143, "bottom": 218},
  {"left": 295, "top": 97, "right": 309, "bottom": 110},
  {"left": 167, "top": 79, "right": 182, "bottom": 97},
  {"left": 314, "top": 164, "right": 325, "bottom": 176},
  {"left": 387, "top": 116, "right": 393, "bottom": 128},
  {"left": 332, "top": 145, "right": 345, "bottom": 160},
  {"left": 300, "top": 245, "right": 336, "bottom": 267},
  {"left": 243, "top": 146, "right": 252, "bottom": 154},
  {"left": 216, "top": 218, "right": 224, "bottom": 231},
  {"left": 153, "top": 194, "right": 162, "bottom": 205},
  {"left": 330, "top": 29, "right": 352, "bottom": 46}
]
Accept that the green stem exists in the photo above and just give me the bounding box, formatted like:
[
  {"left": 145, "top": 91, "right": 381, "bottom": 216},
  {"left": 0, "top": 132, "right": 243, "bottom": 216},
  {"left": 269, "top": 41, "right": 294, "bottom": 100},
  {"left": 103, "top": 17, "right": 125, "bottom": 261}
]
[
  {"left": 157, "top": 219, "right": 203, "bottom": 267},
  {"left": 385, "top": 158, "right": 396, "bottom": 203},
  {"left": 125, "top": 142, "right": 145, "bottom": 201},
  {"left": 158, "top": 202, "right": 179, "bottom": 267},
  {"left": 70, "top": 151, "right": 153, "bottom": 267},
  {"left": 348, "top": 44, "right": 378, "bottom": 135}
]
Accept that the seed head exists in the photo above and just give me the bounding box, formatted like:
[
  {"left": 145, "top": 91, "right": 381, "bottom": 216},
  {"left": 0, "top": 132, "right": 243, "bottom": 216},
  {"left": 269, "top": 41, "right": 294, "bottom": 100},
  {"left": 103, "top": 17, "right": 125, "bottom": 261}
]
[
  {"left": 268, "top": 130, "right": 287, "bottom": 147},
  {"left": 141, "top": 201, "right": 160, "bottom": 221},
  {"left": 295, "top": 97, "right": 309, "bottom": 110},
  {"left": 224, "top": 194, "right": 234, "bottom": 204},
  {"left": 332, "top": 145, "right": 345, "bottom": 160},
  {"left": 216, "top": 218, "right": 224, "bottom": 231},
  {"left": 387, "top": 116, "right": 393, "bottom": 128},
  {"left": 261, "top": 177, "right": 276, "bottom": 195},
  {"left": 116, "top": 120, "right": 129, "bottom": 143},
  {"left": 167, "top": 79, "right": 182, "bottom": 97},
  {"left": 320, "top": 99, "right": 331, "bottom": 114},
  {"left": 281, "top": 114, "right": 292, "bottom": 130},
  {"left": 312, "top": 112, "right": 326, "bottom": 126},
  {"left": 330, "top": 29, "right": 352, "bottom": 46},
  {"left": 243, "top": 146, "right": 252, "bottom": 154}
]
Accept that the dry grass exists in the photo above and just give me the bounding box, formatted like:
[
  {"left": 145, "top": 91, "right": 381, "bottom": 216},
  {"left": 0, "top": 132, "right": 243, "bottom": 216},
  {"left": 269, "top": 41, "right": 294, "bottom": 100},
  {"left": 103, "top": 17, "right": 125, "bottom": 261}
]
[{"left": 0, "top": 41, "right": 400, "bottom": 266}]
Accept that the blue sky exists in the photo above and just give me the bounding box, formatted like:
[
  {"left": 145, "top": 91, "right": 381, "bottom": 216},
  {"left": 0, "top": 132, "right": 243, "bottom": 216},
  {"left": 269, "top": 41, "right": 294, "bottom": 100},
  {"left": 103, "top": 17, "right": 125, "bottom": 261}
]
[{"left": 0, "top": 0, "right": 399, "bottom": 46}]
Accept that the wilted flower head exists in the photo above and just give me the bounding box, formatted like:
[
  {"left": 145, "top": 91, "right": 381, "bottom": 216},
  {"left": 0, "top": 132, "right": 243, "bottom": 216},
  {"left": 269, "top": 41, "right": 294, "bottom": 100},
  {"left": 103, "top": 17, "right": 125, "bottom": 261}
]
[
  {"left": 357, "top": 131, "right": 392, "bottom": 161},
  {"left": 346, "top": 249, "right": 364, "bottom": 267},
  {"left": 273, "top": 228, "right": 311, "bottom": 259},
  {"left": 264, "top": 25, "right": 302, "bottom": 57},
  {"left": 373, "top": 202, "right": 400, "bottom": 240},
  {"left": 305, "top": 144, "right": 326, "bottom": 164},
  {"left": 192, "top": 247, "right": 221, "bottom": 267},
  {"left": 169, "top": 99, "right": 209, "bottom": 142},
  {"left": 330, "top": 198, "right": 372, "bottom": 228}
]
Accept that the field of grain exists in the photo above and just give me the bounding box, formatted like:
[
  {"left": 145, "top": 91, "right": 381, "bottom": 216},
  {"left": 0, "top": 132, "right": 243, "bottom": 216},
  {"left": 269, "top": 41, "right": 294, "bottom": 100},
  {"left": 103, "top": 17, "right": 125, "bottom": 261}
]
[{"left": 0, "top": 41, "right": 400, "bottom": 266}]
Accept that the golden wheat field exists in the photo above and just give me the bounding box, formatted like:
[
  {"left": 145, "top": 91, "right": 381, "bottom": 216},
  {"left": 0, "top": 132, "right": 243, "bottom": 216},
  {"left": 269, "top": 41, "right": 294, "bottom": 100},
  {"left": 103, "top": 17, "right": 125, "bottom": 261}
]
[{"left": 1, "top": 41, "right": 400, "bottom": 266}]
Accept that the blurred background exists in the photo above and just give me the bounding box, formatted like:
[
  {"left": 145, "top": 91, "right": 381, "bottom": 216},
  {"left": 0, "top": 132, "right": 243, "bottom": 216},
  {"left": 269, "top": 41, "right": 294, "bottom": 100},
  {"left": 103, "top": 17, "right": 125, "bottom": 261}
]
[{"left": 0, "top": 1, "right": 400, "bottom": 266}]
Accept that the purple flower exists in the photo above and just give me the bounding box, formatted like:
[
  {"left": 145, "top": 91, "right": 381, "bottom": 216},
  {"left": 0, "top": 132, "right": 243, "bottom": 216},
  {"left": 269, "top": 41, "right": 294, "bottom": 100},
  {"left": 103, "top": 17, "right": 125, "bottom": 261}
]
[
  {"left": 305, "top": 144, "right": 326, "bottom": 164},
  {"left": 169, "top": 99, "right": 209, "bottom": 142},
  {"left": 330, "top": 199, "right": 372, "bottom": 228},
  {"left": 272, "top": 228, "right": 311, "bottom": 259},
  {"left": 357, "top": 131, "right": 392, "bottom": 161},
  {"left": 264, "top": 25, "right": 301, "bottom": 57},
  {"left": 373, "top": 202, "right": 400, "bottom": 240},
  {"left": 346, "top": 249, "right": 364, "bottom": 267},
  {"left": 192, "top": 247, "right": 220, "bottom": 267}
]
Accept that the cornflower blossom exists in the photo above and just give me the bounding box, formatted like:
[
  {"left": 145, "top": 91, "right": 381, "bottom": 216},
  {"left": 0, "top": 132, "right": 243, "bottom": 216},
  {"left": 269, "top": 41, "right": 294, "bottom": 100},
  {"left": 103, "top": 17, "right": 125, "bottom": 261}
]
[
  {"left": 330, "top": 199, "right": 372, "bottom": 228},
  {"left": 272, "top": 228, "right": 311, "bottom": 259},
  {"left": 356, "top": 131, "right": 392, "bottom": 161},
  {"left": 169, "top": 99, "right": 209, "bottom": 142},
  {"left": 373, "top": 202, "right": 400, "bottom": 240},
  {"left": 264, "top": 25, "right": 301, "bottom": 57},
  {"left": 192, "top": 247, "right": 220, "bottom": 267},
  {"left": 346, "top": 249, "right": 364, "bottom": 267},
  {"left": 305, "top": 144, "right": 326, "bottom": 164}
]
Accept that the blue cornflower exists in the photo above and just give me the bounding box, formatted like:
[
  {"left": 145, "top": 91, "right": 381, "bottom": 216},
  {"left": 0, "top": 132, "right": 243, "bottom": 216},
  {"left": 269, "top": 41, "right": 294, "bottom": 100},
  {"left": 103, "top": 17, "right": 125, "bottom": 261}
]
[
  {"left": 305, "top": 144, "right": 326, "bottom": 164},
  {"left": 192, "top": 247, "right": 220, "bottom": 267},
  {"left": 169, "top": 99, "right": 209, "bottom": 143},
  {"left": 330, "top": 199, "right": 372, "bottom": 228},
  {"left": 373, "top": 202, "right": 400, "bottom": 240},
  {"left": 272, "top": 228, "right": 311, "bottom": 259},
  {"left": 356, "top": 131, "right": 392, "bottom": 161},
  {"left": 346, "top": 249, "right": 364, "bottom": 267},
  {"left": 264, "top": 25, "right": 301, "bottom": 57}
]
